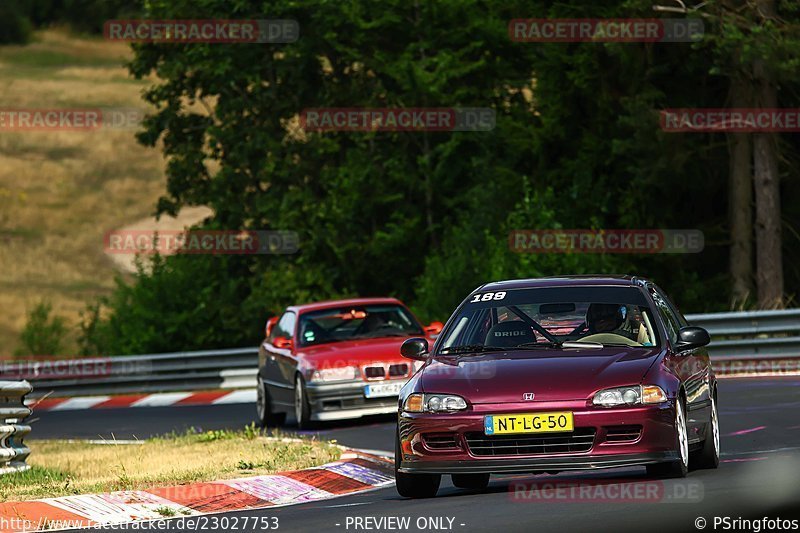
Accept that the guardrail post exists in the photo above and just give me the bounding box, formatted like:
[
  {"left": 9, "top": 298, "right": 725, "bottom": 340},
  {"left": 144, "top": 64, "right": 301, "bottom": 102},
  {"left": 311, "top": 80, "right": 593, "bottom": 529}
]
[{"left": 0, "top": 380, "right": 33, "bottom": 475}]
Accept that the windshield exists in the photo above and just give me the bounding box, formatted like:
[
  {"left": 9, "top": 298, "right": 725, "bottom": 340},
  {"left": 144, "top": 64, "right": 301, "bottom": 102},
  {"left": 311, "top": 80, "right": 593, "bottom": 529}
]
[
  {"left": 298, "top": 304, "right": 424, "bottom": 347},
  {"left": 438, "top": 286, "right": 660, "bottom": 352}
]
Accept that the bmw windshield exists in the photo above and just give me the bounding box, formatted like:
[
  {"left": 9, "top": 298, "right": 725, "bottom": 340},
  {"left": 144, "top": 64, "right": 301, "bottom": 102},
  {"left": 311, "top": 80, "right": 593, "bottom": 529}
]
[
  {"left": 298, "top": 304, "right": 424, "bottom": 347},
  {"left": 438, "top": 286, "right": 661, "bottom": 353}
]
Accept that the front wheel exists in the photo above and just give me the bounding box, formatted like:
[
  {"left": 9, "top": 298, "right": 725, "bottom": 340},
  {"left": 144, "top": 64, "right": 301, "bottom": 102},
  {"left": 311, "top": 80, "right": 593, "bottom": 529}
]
[
  {"left": 690, "top": 392, "right": 720, "bottom": 470},
  {"left": 294, "top": 375, "right": 313, "bottom": 430},
  {"left": 646, "top": 398, "right": 689, "bottom": 478},
  {"left": 395, "top": 430, "right": 441, "bottom": 498},
  {"left": 256, "top": 375, "right": 286, "bottom": 428}
]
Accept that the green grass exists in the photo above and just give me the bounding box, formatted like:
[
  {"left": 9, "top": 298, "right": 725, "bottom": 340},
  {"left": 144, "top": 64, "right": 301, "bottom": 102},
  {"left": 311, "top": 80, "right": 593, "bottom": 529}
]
[{"left": 1, "top": 425, "right": 341, "bottom": 502}]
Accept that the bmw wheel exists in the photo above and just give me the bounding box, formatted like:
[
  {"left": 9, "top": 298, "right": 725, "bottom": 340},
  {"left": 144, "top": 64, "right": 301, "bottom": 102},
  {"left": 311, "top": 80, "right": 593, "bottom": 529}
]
[
  {"left": 294, "top": 374, "right": 313, "bottom": 430},
  {"left": 256, "top": 375, "right": 286, "bottom": 427}
]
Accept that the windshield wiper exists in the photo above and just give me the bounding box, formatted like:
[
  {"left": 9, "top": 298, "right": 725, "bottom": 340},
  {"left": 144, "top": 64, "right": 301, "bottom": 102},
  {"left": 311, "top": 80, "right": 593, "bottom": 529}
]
[
  {"left": 439, "top": 344, "right": 508, "bottom": 355},
  {"left": 515, "top": 341, "right": 563, "bottom": 349},
  {"left": 516, "top": 341, "right": 604, "bottom": 350}
]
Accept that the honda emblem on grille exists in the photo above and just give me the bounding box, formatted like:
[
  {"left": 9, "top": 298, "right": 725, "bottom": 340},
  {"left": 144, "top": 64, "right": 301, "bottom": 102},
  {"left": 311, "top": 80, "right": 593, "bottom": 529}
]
[{"left": 523, "top": 392, "right": 535, "bottom": 401}]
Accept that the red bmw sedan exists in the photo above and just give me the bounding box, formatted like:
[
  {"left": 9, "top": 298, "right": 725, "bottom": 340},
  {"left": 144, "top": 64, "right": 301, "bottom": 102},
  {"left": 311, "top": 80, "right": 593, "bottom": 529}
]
[
  {"left": 395, "top": 276, "right": 719, "bottom": 498},
  {"left": 257, "top": 297, "right": 442, "bottom": 428}
]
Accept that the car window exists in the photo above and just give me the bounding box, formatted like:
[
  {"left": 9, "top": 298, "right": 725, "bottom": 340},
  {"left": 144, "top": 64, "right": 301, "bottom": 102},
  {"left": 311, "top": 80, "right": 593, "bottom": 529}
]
[
  {"left": 297, "top": 304, "right": 423, "bottom": 347},
  {"left": 437, "top": 286, "right": 660, "bottom": 350},
  {"left": 270, "top": 311, "right": 296, "bottom": 341},
  {"left": 657, "top": 285, "right": 689, "bottom": 328},
  {"left": 649, "top": 287, "right": 680, "bottom": 344}
]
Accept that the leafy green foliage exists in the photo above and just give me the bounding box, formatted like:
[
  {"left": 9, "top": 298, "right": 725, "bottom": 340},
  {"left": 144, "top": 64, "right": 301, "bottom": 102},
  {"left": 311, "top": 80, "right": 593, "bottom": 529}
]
[
  {"left": 15, "top": 301, "right": 67, "bottom": 356},
  {"left": 0, "top": 3, "right": 33, "bottom": 44},
  {"left": 80, "top": 0, "right": 799, "bottom": 353}
]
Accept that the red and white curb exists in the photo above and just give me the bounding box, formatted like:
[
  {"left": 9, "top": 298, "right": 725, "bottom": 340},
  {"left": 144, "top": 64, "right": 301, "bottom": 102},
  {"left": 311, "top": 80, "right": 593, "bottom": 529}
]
[
  {"left": 26, "top": 390, "right": 256, "bottom": 411},
  {"left": 0, "top": 450, "right": 393, "bottom": 532}
]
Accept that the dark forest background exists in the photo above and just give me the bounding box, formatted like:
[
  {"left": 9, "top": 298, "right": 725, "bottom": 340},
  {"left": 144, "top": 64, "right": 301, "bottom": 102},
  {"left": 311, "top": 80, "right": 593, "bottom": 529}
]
[{"left": 3, "top": 0, "right": 798, "bottom": 355}]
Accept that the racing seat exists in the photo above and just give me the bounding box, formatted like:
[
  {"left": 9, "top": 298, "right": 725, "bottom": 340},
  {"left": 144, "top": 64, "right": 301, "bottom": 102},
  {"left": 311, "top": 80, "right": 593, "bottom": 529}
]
[{"left": 485, "top": 320, "right": 537, "bottom": 348}]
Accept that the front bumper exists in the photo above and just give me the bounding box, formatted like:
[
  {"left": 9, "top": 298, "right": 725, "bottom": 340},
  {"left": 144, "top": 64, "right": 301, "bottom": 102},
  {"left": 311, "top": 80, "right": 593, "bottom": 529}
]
[
  {"left": 397, "top": 452, "right": 679, "bottom": 474},
  {"left": 399, "top": 400, "right": 678, "bottom": 474},
  {"left": 305, "top": 380, "right": 403, "bottom": 421}
]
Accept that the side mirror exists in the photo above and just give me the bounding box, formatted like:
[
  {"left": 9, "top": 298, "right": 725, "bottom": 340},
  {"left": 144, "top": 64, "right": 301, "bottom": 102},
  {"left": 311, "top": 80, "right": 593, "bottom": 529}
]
[
  {"left": 424, "top": 321, "right": 444, "bottom": 336},
  {"left": 265, "top": 316, "right": 279, "bottom": 338},
  {"left": 273, "top": 336, "right": 294, "bottom": 350},
  {"left": 401, "top": 337, "right": 429, "bottom": 361},
  {"left": 675, "top": 326, "right": 710, "bottom": 352}
]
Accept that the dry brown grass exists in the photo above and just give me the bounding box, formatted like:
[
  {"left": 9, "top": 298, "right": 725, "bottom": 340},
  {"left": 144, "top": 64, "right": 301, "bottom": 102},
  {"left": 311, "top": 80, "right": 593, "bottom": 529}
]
[
  {"left": 0, "top": 29, "right": 168, "bottom": 355},
  {"left": 0, "top": 427, "right": 341, "bottom": 502}
]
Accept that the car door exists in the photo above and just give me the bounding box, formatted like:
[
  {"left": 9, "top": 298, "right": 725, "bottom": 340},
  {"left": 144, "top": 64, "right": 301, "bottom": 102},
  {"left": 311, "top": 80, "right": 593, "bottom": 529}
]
[
  {"left": 649, "top": 285, "right": 710, "bottom": 440},
  {"left": 261, "top": 311, "right": 298, "bottom": 409}
]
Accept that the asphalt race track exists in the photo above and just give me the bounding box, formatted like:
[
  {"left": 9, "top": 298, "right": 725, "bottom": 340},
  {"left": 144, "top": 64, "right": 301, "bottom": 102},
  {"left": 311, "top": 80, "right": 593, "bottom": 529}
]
[{"left": 30, "top": 377, "right": 800, "bottom": 533}]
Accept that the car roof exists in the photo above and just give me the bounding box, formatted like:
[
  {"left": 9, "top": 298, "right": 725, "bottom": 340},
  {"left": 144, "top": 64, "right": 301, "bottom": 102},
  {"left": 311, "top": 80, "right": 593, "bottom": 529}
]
[
  {"left": 476, "top": 275, "right": 649, "bottom": 293},
  {"left": 288, "top": 297, "right": 405, "bottom": 314}
]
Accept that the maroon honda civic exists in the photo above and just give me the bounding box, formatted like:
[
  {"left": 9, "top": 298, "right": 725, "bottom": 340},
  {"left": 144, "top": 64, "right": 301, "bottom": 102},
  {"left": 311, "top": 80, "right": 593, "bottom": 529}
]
[{"left": 395, "top": 275, "right": 719, "bottom": 498}]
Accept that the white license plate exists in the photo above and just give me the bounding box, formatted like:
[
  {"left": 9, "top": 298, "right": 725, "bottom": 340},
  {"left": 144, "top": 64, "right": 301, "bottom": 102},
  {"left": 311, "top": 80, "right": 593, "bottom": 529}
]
[{"left": 364, "top": 381, "right": 406, "bottom": 398}]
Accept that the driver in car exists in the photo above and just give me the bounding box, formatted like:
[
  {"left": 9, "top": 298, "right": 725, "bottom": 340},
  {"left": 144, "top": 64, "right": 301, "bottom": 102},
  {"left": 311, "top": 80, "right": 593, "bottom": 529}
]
[{"left": 586, "top": 303, "right": 629, "bottom": 336}]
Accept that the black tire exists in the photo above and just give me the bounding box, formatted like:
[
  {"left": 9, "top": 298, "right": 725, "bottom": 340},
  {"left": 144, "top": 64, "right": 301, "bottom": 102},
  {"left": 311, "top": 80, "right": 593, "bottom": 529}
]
[
  {"left": 395, "top": 429, "right": 441, "bottom": 498},
  {"left": 256, "top": 375, "right": 286, "bottom": 428},
  {"left": 646, "top": 398, "right": 689, "bottom": 478},
  {"left": 690, "top": 391, "right": 720, "bottom": 470},
  {"left": 294, "top": 374, "right": 313, "bottom": 430},
  {"left": 452, "top": 473, "right": 490, "bottom": 491}
]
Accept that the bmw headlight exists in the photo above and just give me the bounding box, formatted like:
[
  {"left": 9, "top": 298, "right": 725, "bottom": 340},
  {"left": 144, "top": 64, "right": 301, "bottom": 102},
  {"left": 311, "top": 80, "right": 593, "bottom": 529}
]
[
  {"left": 592, "top": 385, "right": 667, "bottom": 407},
  {"left": 403, "top": 393, "right": 467, "bottom": 413},
  {"left": 310, "top": 366, "right": 358, "bottom": 382}
]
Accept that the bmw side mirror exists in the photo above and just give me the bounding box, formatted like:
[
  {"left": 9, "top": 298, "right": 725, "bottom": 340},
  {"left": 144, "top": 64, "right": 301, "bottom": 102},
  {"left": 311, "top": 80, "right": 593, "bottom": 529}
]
[
  {"left": 273, "top": 336, "right": 294, "bottom": 350},
  {"left": 675, "top": 326, "right": 710, "bottom": 352},
  {"left": 265, "top": 316, "right": 279, "bottom": 338},
  {"left": 401, "top": 337, "right": 429, "bottom": 361}
]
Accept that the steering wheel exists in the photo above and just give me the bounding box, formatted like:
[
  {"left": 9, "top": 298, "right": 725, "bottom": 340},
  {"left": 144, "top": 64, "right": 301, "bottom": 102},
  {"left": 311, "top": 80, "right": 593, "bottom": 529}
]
[{"left": 577, "top": 333, "right": 641, "bottom": 346}]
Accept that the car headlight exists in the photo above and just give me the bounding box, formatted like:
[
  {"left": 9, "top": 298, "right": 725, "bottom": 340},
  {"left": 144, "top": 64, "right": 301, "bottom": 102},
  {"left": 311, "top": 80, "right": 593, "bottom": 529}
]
[
  {"left": 592, "top": 385, "right": 667, "bottom": 407},
  {"left": 403, "top": 393, "right": 467, "bottom": 413},
  {"left": 310, "top": 366, "right": 359, "bottom": 382}
]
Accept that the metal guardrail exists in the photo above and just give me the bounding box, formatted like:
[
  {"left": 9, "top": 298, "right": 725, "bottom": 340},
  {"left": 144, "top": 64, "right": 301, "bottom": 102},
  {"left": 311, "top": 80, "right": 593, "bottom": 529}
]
[
  {"left": 15, "top": 348, "right": 257, "bottom": 398},
  {"left": 5, "top": 309, "right": 799, "bottom": 398},
  {"left": 0, "top": 380, "right": 32, "bottom": 475},
  {"left": 686, "top": 309, "right": 800, "bottom": 359}
]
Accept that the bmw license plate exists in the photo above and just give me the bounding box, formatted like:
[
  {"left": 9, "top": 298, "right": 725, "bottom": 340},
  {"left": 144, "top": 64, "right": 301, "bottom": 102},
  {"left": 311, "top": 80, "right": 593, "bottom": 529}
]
[
  {"left": 484, "top": 412, "right": 574, "bottom": 435},
  {"left": 364, "top": 381, "right": 406, "bottom": 398}
]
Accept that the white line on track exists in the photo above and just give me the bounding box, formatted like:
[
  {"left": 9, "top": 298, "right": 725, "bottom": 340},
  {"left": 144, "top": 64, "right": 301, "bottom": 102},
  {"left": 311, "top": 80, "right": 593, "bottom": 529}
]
[{"left": 323, "top": 502, "right": 374, "bottom": 508}]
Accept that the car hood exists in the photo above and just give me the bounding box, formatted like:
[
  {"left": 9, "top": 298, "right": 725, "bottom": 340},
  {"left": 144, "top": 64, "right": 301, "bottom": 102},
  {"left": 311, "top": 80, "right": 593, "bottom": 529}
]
[
  {"left": 298, "top": 336, "right": 416, "bottom": 366},
  {"left": 420, "top": 347, "right": 663, "bottom": 403}
]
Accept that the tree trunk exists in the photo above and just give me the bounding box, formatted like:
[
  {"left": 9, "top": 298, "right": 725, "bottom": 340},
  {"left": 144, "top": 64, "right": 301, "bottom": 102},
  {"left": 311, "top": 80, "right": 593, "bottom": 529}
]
[
  {"left": 752, "top": 56, "right": 784, "bottom": 308},
  {"left": 728, "top": 77, "right": 753, "bottom": 308}
]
